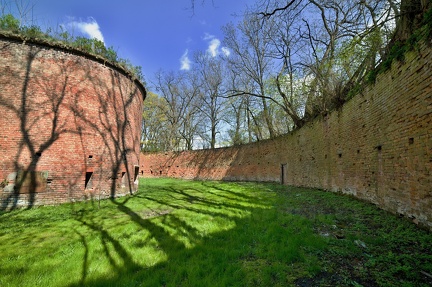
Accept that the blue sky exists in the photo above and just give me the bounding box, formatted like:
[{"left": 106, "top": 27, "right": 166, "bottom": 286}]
[{"left": 20, "top": 0, "right": 254, "bottom": 85}]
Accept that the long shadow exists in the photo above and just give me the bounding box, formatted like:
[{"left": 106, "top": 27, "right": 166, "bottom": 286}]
[
  {"left": 73, "top": 228, "right": 89, "bottom": 286},
  {"left": 0, "top": 45, "right": 74, "bottom": 210},
  {"left": 70, "top": 66, "right": 142, "bottom": 199},
  {"left": 111, "top": 199, "right": 189, "bottom": 250},
  {"left": 166, "top": 186, "right": 271, "bottom": 214},
  {"left": 76, "top": 212, "right": 141, "bottom": 271},
  {"left": 137, "top": 189, "right": 243, "bottom": 220},
  {"left": 63, "top": 183, "right": 272, "bottom": 286},
  {"left": 201, "top": 181, "right": 271, "bottom": 202},
  {"left": 3, "top": 180, "right": 431, "bottom": 286},
  {"left": 68, "top": 198, "right": 144, "bottom": 286},
  {"left": 64, "top": 180, "right": 276, "bottom": 286}
]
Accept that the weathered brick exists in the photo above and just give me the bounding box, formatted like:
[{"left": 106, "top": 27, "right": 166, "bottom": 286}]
[
  {"left": 0, "top": 35, "right": 145, "bottom": 208},
  {"left": 142, "top": 44, "right": 432, "bottom": 230}
]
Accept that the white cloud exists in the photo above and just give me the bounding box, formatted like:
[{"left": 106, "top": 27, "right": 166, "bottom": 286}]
[
  {"left": 203, "top": 33, "right": 230, "bottom": 58},
  {"left": 221, "top": 47, "right": 230, "bottom": 57},
  {"left": 207, "top": 38, "right": 220, "bottom": 57},
  {"left": 203, "top": 33, "right": 214, "bottom": 41},
  {"left": 66, "top": 17, "right": 104, "bottom": 43},
  {"left": 180, "top": 49, "right": 191, "bottom": 70}
]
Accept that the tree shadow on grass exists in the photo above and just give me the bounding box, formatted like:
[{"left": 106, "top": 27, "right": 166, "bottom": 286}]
[
  {"left": 3, "top": 180, "right": 431, "bottom": 286},
  {"left": 66, "top": 181, "right": 309, "bottom": 287},
  {"left": 65, "top": 181, "right": 432, "bottom": 287}
]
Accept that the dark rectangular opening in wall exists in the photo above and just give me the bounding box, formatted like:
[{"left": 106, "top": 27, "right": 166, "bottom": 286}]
[
  {"left": 88, "top": 155, "right": 93, "bottom": 158},
  {"left": 376, "top": 145, "right": 382, "bottom": 151},
  {"left": 281, "top": 163, "right": 287, "bottom": 185},
  {"left": 134, "top": 166, "right": 139, "bottom": 182},
  {"left": 121, "top": 172, "right": 126, "bottom": 184},
  {"left": 409, "top": 138, "right": 414, "bottom": 145},
  {"left": 35, "top": 152, "right": 42, "bottom": 157},
  {"left": 85, "top": 172, "right": 93, "bottom": 189},
  {"left": 338, "top": 153, "right": 342, "bottom": 158}
]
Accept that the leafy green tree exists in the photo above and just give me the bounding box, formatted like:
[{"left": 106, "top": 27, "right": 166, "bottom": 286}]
[
  {"left": 141, "top": 92, "right": 170, "bottom": 152},
  {"left": 73, "top": 36, "right": 93, "bottom": 52},
  {"left": 194, "top": 51, "right": 228, "bottom": 148},
  {"left": 20, "top": 25, "right": 43, "bottom": 38},
  {"left": 0, "top": 14, "right": 19, "bottom": 32},
  {"left": 153, "top": 70, "right": 201, "bottom": 151}
]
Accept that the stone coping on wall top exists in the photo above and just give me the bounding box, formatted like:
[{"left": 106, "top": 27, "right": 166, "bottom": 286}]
[{"left": 0, "top": 30, "right": 146, "bottom": 100}]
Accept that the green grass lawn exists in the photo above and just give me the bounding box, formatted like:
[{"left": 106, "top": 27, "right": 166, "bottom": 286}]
[{"left": 0, "top": 178, "right": 431, "bottom": 287}]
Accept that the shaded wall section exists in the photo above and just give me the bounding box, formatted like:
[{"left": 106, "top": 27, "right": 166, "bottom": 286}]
[
  {"left": 142, "top": 46, "right": 432, "bottom": 229},
  {"left": 0, "top": 33, "right": 146, "bottom": 209}
]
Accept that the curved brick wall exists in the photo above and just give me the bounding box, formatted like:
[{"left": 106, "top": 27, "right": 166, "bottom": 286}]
[
  {"left": 142, "top": 46, "right": 432, "bottom": 229},
  {"left": 0, "top": 33, "right": 146, "bottom": 208}
]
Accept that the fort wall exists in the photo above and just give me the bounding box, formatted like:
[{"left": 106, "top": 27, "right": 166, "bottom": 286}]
[
  {"left": 0, "top": 33, "right": 146, "bottom": 208},
  {"left": 142, "top": 46, "right": 432, "bottom": 229}
]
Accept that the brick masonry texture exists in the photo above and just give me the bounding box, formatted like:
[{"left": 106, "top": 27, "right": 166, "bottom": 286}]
[
  {"left": 0, "top": 34, "right": 145, "bottom": 209},
  {"left": 142, "top": 45, "right": 432, "bottom": 229}
]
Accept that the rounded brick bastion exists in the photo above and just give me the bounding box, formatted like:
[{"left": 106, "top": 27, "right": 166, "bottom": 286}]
[{"left": 0, "top": 32, "right": 146, "bottom": 209}]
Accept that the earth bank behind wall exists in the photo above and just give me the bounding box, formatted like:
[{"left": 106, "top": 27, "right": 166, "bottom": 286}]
[
  {"left": 0, "top": 34, "right": 145, "bottom": 208},
  {"left": 142, "top": 46, "right": 432, "bottom": 229}
]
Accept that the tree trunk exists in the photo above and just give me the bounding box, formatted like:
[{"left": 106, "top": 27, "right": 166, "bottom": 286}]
[
  {"left": 393, "top": 0, "right": 431, "bottom": 42},
  {"left": 211, "top": 123, "right": 216, "bottom": 149},
  {"left": 261, "top": 97, "right": 275, "bottom": 138}
]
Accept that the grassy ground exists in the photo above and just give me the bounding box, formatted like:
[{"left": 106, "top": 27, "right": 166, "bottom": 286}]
[{"left": 0, "top": 178, "right": 431, "bottom": 287}]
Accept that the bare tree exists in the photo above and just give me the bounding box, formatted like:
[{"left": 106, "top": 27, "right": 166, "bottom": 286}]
[
  {"left": 194, "top": 51, "right": 228, "bottom": 148},
  {"left": 223, "top": 14, "right": 277, "bottom": 138},
  {"left": 141, "top": 92, "right": 170, "bottom": 152},
  {"left": 163, "top": 0, "right": 429, "bottom": 148},
  {"left": 223, "top": 70, "right": 254, "bottom": 145},
  {"left": 0, "top": 0, "right": 35, "bottom": 26},
  {"left": 248, "top": 0, "right": 403, "bottom": 125},
  {"left": 153, "top": 70, "right": 200, "bottom": 151}
]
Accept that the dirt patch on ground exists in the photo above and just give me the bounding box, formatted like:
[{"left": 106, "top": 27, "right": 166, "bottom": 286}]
[
  {"left": 141, "top": 209, "right": 172, "bottom": 219},
  {"left": 281, "top": 190, "right": 432, "bottom": 287}
]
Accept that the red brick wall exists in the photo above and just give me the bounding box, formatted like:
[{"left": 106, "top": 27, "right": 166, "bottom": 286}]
[
  {"left": 0, "top": 34, "right": 145, "bottom": 208},
  {"left": 141, "top": 46, "right": 432, "bottom": 229}
]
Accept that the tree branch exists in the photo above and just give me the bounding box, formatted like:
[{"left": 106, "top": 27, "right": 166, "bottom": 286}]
[{"left": 259, "top": 0, "right": 297, "bottom": 18}]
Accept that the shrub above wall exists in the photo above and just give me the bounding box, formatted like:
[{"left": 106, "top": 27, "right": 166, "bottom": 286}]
[
  {"left": 142, "top": 45, "right": 432, "bottom": 230},
  {"left": 0, "top": 32, "right": 146, "bottom": 209}
]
